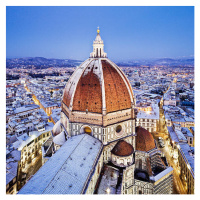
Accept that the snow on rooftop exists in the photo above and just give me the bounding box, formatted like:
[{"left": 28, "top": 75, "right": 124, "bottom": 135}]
[
  {"left": 137, "top": 104, "right": 159, "bottom": 120},
  {"left": 52, "top": 119, "right": 61, "bottom": 135},
  {"left": 175, "top": 130, "right": 187, "bottom": 142},
  {"left": 64, "top": 59, "right": 90, "bottom": 98},
  {"left": 179, "top": 143, "right": 194, "bottom": 176},
  {"left": 172, "top": 117, "right": 185, "bottom": 122},
  {"left": 13, "top": 104, "right": 39, "bottom": 114},
  {"left": 11, "top": 150, "right": 21, "bottom": 161},
  {"left": 97, "top": 165, "right": 119, "bottom": 194},
  {"left": 6, "top": 162, "right": 18, "bottom": 185},
  {"left": 18, "top": 134, "right": 103, "bottom": 194},
  {"left": 16, "top": 122, "right": 54, "bottom": 151},
  {"left": 17, "top": 133, "right": 29, "bottom": 141},
  {"left": 167, "top": 126, "right": 179, "bottom": 143},
  {"left": 150, "top": 167, "right": 173, "bottom": 182},
  {"left": 12, "top": 139, "right": 23, "bottom": 150},
  {"left": 184, "top": 116, "right": 194, "bottom": 122},
  {"left": 181, "top": 127, "right": 193, "bottom": 137},
  {"left": 53, "top": 131, "right": 66, "bottom": 146}
]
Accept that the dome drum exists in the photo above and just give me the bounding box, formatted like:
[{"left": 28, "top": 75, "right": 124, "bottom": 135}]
[
  {"left": 80, "top": 125, "right": 93, "bottom": 135},
  {"left": 62, "top": 104, "right": 133, "bottom": 127},
  {"left": 111, "top": 153, "right": 134, "bottom": 168}
]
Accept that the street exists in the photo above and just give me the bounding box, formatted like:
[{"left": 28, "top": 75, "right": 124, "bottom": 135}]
[
  {"left": 152, "top": 105, "right": 187, "bottom": 194},
  {"left": 19, "top": 153, "right": 43, "bottom": 190}
]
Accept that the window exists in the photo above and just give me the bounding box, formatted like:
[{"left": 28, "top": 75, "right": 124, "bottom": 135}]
[
  {"left": 84, "top": 126, "right": 92, "bottom": 134},
  {"left": 139, "top": 159, "right": 142, "bottom": 169},
  {"left": 116, "top": 125, "right": 122, "bottom": 133}
]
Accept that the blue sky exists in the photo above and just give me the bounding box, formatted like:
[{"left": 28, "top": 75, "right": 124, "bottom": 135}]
[{"left": 6, "top": 6, "right": 194, "bottom": 61}]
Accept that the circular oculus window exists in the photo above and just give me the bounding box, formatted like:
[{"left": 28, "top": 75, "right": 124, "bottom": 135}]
[
  {"left": 84, "top": 126, "right": 92, "bottom": 134},
  {"left": 115, "top": 125, "right": 124, "bottom": 137}
]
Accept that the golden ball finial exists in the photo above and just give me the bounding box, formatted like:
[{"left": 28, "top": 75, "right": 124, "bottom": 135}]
[{"left": 97, "top": 26, "right": 100, "bottom": 34}]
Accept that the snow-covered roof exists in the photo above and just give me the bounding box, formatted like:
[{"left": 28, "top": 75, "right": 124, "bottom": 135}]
[
  {"left": 97, "top": 165, "right": 119, "bottom": 194},
  {"left": 52, "top": 119, "right": 61, "bottom": 136},
  {"left": 184, "top": 116, "right": 194, "bottom": 122},
  {"left": 175, "top": 130, "right": 187, "bottom": 142},
  {"left": 167, "top": 126, "right": 179, "bottom": 143},
  {"left": 13, "top": 104, "right": 39, "bottom": 114},
  {"left": 181, "top": 127, "right": 193, "bottom": 138},
  {"left": 150, "top": 167, "right": 173, "bottom": 182},
  {"left": 15, "top": 122, "right": 54, "bottom": 151},
  {"left": 172, "top": 117, "right": 185, "bottom": 122},
  {"left": 179, "top": 143, "right": 194, "bottom": 177},
  {"left": 12, "top": 139, "right": 23, "bottom": 150},
  {"left": 18, "top": 134, "right": 103, "bottom": 194},
  {"left": 11, "top": 149, "right": 21, "bottom": 161},
  {"left": 17, "top": 133, "right": 29, "bottom": 141},
  {"left": 137, "top": 104, "right": 159, "bottom": 120},
  {"left": 6, "top": 162, "right": 18, "bottom": 185},
  {"left": 53, "top": 131, "right": 66, "bottom": 146}
]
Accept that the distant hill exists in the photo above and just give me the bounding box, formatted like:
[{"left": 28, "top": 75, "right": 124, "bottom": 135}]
[
  {"left": 116, "top": 57, "right": 194, "bottom": 67},
  {"left": 6, "top": 57, "right": 83, "bottom": 69},
  {"left": 6, "top": 56, "right": 194, "bottom": 69}
]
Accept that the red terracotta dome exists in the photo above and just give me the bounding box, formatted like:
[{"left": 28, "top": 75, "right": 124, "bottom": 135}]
[
  {"left": 111, "top": 140, "right": 134, "bottom": 157},
  {"left": 136, "top": 126, "right": 155, "bottom": 152},
  {"left": 62, "top": 58, "right": 134, "bottom": 114}
]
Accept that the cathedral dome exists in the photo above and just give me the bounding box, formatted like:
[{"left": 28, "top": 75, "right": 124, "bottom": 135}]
[
  {"left": 111, "top": 140, "right": 134, "bottom": 157},
  {"left": 62, "top": 59, "right": 134, "bottom": 114},
  {"left": 61, "top": 28, "right": 134, "bottom": 126},
  {"left": 135, "top": 126, "right": 155, "bottom": 152}
]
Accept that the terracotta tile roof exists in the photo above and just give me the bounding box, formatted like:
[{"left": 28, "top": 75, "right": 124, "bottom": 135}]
[
  {"left": 62, "top": 82, "right": 73, "bottom": 108},
  {"left": 102, "top": 60, "right": 132, "bottom": 113},
  {"left": 136, "top": 126, "right": 155, "bottom": 152},
  {"left": 111, "top": 140, "right": 134, "bottom": 157},
  {"left": 62, "top": 58, "right": 134, "bottom": 114},
  {"left": 72, "top": 66, "right": 102, "bottom": 113}
]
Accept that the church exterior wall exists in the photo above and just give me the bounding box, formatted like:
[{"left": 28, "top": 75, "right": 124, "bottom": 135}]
[
  {"left": 134, "top": 179, "right": 154, "bottom": 194},
  {"left": 61, "top": 108, "right": 135, "bottom": 146},
  {"left": 135, "top": 151, "right": 149, "bottom": 170},
  {"left": 85, "top": 153, "right": 104, "bottom": 194},
  {"left": 121, "top": 164, "right": 135, "bottom": 194}
]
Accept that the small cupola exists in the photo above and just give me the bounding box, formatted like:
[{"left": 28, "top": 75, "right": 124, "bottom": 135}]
[{"left": 90, "top": 27, "right": 107, "bottom": 58}]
